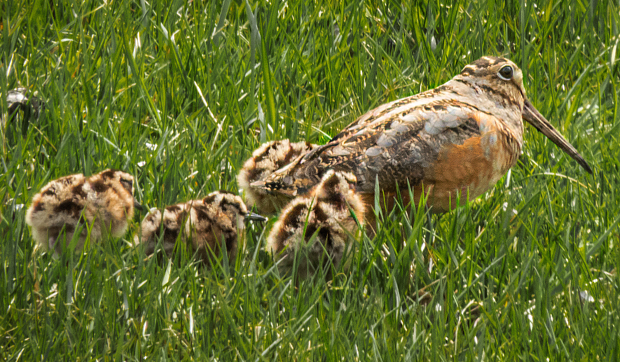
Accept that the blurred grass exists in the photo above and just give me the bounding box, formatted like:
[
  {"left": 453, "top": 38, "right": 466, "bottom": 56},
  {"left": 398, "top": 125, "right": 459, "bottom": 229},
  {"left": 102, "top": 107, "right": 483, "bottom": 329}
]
[{"left": 1, "top": 0, "right": 620, "bottom": 359}]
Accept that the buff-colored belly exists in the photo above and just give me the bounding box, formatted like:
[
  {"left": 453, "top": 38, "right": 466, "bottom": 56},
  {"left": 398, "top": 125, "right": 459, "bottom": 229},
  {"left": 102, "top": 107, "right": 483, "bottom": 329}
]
[
  {"left": 361, "top": 132, "right": 517, "bottom": 217},
  {"left": 427, "top": 130, "right": 517, "bottom": 211}
]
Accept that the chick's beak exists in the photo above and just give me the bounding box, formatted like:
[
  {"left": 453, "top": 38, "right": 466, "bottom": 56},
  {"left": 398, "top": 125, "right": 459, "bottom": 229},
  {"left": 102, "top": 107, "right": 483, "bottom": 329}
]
[
  {"left": 522, "top": 99, "right": 593, "bottom": 174},
  {"left": 133, "top": 199, "right": 145, "bottom": 212},
  {"left": 245, "top": 212, "right": 268, "bottom": 222}
]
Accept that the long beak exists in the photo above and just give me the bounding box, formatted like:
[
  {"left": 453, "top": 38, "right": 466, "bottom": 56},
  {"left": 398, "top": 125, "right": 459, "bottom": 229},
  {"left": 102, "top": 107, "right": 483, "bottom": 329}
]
[
  {"left": 245, "top": 212, "right": 268, "bottom": 222},
  {"left": 134, "top": 199, "right": 145, "bottom": 212},
  {"left": 523, "top": 99, "right": 593, "bottom": 174}
]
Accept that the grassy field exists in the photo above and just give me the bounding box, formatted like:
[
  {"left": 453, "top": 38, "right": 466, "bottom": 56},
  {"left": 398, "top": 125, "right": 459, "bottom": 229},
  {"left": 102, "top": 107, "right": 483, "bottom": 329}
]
[{"left": 2, "top": 0, "right": 620, "bottom": 360}]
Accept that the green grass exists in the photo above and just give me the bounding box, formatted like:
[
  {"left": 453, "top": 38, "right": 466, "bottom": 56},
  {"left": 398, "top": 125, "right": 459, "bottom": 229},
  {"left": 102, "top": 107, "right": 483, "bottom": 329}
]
[{"left": 2, "top": 0, "right": 620, "bottom": 359}]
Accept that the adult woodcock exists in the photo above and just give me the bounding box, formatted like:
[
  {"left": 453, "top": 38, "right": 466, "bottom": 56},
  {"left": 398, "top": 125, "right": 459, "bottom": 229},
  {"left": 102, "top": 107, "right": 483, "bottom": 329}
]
[{"left": 252, "top": 56, "right": 593, "bottom": 223}]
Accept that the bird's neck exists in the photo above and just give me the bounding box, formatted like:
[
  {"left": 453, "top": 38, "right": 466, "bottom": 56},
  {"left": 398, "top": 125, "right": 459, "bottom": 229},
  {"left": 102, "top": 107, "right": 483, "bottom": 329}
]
[{"left": 447, "top": 77, "right": 525, "bottom": 144}]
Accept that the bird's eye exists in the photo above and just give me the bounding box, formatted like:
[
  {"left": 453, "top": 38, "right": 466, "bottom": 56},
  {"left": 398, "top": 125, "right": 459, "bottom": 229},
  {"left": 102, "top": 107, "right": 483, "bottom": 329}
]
[
  {"left": 120, "top": 178, "right": 133, "bottom": 193},
  {"left": 498, "top": 66, "right": 513, "bottom": 80}
]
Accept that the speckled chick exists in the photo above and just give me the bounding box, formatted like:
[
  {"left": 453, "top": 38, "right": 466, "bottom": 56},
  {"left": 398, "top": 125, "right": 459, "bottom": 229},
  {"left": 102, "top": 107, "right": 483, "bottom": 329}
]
[
  {"left": 25, "top": 169, "right": 141, "bottom": 255},
  {"left": 238, "top": 139, "right": 317, "bottom": 214},
  {"left": 266, "top": 170, "right": 365, "bottom": 280},
  {"left": 136, "top": 191, "right": 267, "bottom": 265}
]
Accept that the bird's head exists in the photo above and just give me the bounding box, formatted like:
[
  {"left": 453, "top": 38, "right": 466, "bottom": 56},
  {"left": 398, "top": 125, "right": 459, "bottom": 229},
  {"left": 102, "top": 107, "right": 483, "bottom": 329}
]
[{"left": 456, "top": 56, "right": 592, "bottom": 173}]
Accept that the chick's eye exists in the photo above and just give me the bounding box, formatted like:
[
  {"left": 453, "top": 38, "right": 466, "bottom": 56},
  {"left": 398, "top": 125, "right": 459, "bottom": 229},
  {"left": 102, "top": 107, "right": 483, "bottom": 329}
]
[
  {"left": 498, "top": 66, "right": 513, "bottom": 80},
  {"left": 120, "top": 178, "right": 133, "bottom": 192}
]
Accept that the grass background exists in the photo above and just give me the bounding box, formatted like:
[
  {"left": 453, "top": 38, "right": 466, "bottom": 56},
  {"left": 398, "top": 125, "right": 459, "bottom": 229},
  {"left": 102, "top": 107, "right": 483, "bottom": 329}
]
[{"left": 2, "top": 0, "right": 620, "bottom": 359}]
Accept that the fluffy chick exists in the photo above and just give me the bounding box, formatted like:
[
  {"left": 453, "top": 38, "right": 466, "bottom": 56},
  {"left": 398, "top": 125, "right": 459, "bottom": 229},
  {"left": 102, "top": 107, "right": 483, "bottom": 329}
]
[
  {"left": 25, "top": 169, "right": 141, "bottom": 255},
  {"left": 237, "top": 140, "right": 317, "bottom": 214},
  {"left": 266, "top": 170, "right": 365, "bottom": 280},
  {"left": 136, "top": 191, "right": 267, "bottom": 265}
]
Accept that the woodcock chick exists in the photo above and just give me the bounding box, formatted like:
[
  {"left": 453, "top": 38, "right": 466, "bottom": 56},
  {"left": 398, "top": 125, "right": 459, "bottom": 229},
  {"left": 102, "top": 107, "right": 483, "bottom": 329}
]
[
  {"left": 266, "top": 170, "right": 365, "bottom": 280},
  {"left": 25, "top": 169, "right": 142, "bottom": 255},
  {"left": 238, "top": 139, "right": 317, "bottom": 214},
  {"left": 136, "top": 191, "right": 267, "bottom": 265},
  {"left": 252, "top": 56, "right": 593, "bottom": 224}
]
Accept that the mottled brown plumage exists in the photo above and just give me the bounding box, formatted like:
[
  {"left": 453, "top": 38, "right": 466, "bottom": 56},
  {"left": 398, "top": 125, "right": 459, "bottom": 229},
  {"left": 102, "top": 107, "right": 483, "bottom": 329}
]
[
  {"left": 238, "top": 140, "right": 317, "bottom": 214},
  {"left": 136, "top": 191, "right": 266, "bottom": 265},
  {"left": 25, "top": 169, "right": 141, "bottom": 255},
  {"left": 254, "top": 56, "right": 592, "bottom": 220},
  {"left": 266, "top": 170, "right": 365, "bottom": 280}
]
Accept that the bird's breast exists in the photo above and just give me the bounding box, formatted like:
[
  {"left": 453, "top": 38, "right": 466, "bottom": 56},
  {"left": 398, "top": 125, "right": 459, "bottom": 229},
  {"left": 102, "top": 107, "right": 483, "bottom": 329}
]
[{"left": 425, "top": 111, "right": 523, "bottom": 210}]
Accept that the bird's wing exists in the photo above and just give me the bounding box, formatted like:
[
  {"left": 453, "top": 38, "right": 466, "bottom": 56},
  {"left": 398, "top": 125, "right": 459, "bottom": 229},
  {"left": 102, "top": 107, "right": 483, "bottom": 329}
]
[{"left": 259, "top": 95, "right": 497, "bottom": 196}]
